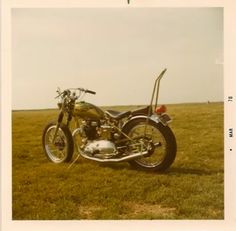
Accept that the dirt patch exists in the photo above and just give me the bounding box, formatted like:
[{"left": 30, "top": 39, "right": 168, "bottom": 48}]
[
  {"left": 122, "top": 202, "right": 176, "bottom": 219},
  {"left": 78, "top": 203, "right": 176, "bottom": 219},
  {"left": 79, "top": 205, "right": 102, "bottom": 219}
]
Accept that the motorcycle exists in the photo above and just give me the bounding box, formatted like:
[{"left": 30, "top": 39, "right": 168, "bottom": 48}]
[{"left": 42, "top": 69, "right": 177, "bottom": 171}]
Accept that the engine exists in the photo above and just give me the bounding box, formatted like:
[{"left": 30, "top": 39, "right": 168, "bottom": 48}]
[
  {"left": 73, "top": 119, "right": 120, "bottom": 159},
  {"left": 83, "top": 120, "right": 100, "bottom": 140},
  {"left": 84, "top": 140, "right": 117, "bottom": 158}
]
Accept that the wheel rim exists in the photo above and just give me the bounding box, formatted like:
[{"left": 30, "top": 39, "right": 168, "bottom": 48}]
[
  {"left": 128, "top": 123, "right": 167, "bottom": 168},
  {"left": 44, "top": 125, "right": 68, "bottom": 163}
]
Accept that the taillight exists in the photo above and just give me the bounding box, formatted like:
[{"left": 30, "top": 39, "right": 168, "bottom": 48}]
[{"left": 155, "top": 105, "right": 167, "bottom": 115}]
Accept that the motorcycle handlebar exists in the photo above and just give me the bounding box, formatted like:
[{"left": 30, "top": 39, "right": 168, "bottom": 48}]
[
  {"left": 55, "top": 87, "right": 96, "bottom": 99},
  {"left": 76, "top": 87, "right": 96, "bottom": 95},
  {"left": 85, "top": 89, "right": 96, "bottom": 95}
]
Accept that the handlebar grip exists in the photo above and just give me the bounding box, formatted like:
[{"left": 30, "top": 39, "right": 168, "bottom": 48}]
[{"left": 85, "top": 89, "right": 96, "bottom": 95}]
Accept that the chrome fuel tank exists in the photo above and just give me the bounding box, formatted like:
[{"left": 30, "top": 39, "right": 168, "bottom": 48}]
[{"left": 73, "top": 101, "right": 104, "bottom": 120}]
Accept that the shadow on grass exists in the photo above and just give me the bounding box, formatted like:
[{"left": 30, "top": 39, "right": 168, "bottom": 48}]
[
  {"left": 97, "top": 162, "right": 224, "bottom": 176},
  {"left": 68, "top": 158, "right": 224, "bottom": 176},
  {"left": 167, "top": 167, "right": 224, "bottom": 176}
]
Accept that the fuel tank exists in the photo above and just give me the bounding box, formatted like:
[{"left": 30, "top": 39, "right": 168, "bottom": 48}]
[{"left": 73, "top": 101, "right": 104, "bottom": 120}]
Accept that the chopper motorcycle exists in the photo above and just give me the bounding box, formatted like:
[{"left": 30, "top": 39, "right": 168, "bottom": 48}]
[{"left": 42, "top": 69, "right": 177, "bottom": 171}]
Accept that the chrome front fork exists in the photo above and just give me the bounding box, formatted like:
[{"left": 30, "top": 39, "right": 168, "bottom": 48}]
[{"left": 52, "top": 111, "right": 64, "bottom": 143}]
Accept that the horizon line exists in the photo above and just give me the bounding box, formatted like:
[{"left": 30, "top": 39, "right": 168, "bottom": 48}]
[{"left": 12, "top": 101, "right": 224, "bottom": 112}]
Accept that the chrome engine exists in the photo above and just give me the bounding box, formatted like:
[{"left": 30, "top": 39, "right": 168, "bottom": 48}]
[
  {"left": 84, "top": 140, "right": 118, "bottom": 158},
  {"left": 72, "top": 121, "right": 119, "bottom": 159}
]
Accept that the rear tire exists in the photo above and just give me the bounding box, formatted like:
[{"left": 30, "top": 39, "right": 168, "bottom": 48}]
[
  {"left": 42, "top": 122, "right": 74, "bottom": 163},
  {"left": 123, "top": 118, "right": 176, "bottom": 172}
]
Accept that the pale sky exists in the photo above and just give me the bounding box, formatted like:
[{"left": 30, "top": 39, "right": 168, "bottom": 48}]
[{"left": 12, "top": 8, "right": 223, "bottom": 110}]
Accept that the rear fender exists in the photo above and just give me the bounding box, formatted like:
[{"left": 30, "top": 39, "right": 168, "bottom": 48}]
[
  {"left": 122, "top": 115, "right": 158, "bottom": 132},
  {"left": 122, "top": 114, "right": 171, "bottom": 131}
]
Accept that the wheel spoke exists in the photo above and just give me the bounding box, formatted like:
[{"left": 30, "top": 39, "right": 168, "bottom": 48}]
[
  {"left": 154, "top": 142, "right": 161, "bottom": 147},
  {"left": 44, "top": 125, "right": 68, "bottom": 163},
  {"left": 128, "top": 122, "right": 167, "bottom": 168}
]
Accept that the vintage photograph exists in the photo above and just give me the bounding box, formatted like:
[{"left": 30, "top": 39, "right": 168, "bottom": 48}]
[{"left": 11, "top": 7, "right": 223, "bottom": 220}]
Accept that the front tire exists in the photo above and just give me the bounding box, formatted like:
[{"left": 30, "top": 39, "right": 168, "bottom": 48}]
[
  {"left": 123, "top": 118, "right": 177, "bottom": 172},
  {"left": 42, "top": 122, "right": 74, "bottom": 163}
]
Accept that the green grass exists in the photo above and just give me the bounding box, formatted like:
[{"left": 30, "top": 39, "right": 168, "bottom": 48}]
[{"left": 12, "top": 102, "right": 224, "bottom": 220}]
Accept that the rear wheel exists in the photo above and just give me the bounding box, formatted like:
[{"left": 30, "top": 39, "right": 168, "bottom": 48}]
[
  {"left": 42, "top": 122, "right": 74, "bottom": 163},
  {"left": 123, "top": 118, "right": 176, "bottom": 172}
]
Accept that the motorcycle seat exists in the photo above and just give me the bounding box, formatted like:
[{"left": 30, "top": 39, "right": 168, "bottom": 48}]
[
  {"left": 105, "top": 110, "right": 131, "bottom": 120},
  {"left": 131, "top": 106, "right": 151, "bottom": 116}
]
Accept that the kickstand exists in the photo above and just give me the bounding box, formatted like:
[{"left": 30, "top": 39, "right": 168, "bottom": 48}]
[{"left": 67, "top": 153, "right": 80, "bottom": 170}]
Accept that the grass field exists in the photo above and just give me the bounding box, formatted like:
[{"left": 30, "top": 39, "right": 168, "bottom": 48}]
[{"left": 12, "top": 102, "right": 224, "bottom": 220}]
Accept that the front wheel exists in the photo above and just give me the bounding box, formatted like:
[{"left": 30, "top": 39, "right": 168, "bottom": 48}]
[
  {"left": 42, "top": 122, "right": 74, "bottom": 163},
  {"left": 123, "top": 118, "right": 177, "bottom": 172}
]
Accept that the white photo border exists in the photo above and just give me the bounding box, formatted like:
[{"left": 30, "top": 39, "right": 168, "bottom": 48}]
[{"left": 1, "top": 0, "right": 236, "bottom": 231}]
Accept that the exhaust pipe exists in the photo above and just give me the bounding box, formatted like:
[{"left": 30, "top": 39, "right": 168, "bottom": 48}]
[
  {"left": 75, "top": 145, "right": 148, "bottom": 163},
  {"left": 80, "top": 150, "right": 148, "bottom": 163}
]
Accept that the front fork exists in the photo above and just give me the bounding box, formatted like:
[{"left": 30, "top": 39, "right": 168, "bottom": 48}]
[
  {"left": 52, "top": 111, "right": 64, "bottom": 143},
  {"left": 52, "top": 110, "right": 72, "bottom": 143}
]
